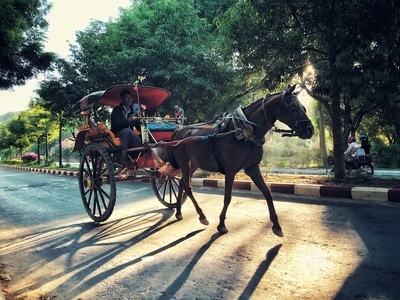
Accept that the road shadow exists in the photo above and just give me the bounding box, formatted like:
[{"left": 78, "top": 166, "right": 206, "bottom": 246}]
[
  {"left": 238, "top": 244, "right": 282, "bottom": 299},
  {"left": 1, "top": 207, "right": 203, "bottom": 299},
  {"left": 330, "top": 202, "right": 400, "bottom": 299},
  {"left": 158, "top": 232, "right": 222, "bottom": 300}
]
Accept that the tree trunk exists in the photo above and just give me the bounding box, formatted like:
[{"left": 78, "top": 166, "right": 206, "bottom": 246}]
[
  {"left": 37, "top": 139, "right": 41, "bottom": 165},
  {"left": 58, "top": 115, "right": 63, "bottom": 168},
  {"left": 329, "top": 50, "right": 346, "bottom": 181},
  {"left": 318, "top": 103, "right": 327, "bottom": 159},
  {"left": 45, "top": 129, "right": 49, "bottom": 162}
]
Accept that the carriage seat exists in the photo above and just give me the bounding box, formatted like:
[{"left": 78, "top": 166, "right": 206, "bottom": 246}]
[
  {"left": 86, "top": 123, "right": 122, "bottom": 147},
  {"left": 72, "top": 123, "right": 122, "bottom": 152},
  {"left": 146, "top": 122, "right": 178, "bottom": 142}
]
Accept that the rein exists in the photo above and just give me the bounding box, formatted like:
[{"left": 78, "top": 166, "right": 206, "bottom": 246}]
[{"left": 162, "top": 89, "right": 310, "bottom": 147}]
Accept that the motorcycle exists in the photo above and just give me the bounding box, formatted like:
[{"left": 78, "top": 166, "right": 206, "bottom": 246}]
[{"left": 327, "top": 151, "right": 374, "bottom": 175}]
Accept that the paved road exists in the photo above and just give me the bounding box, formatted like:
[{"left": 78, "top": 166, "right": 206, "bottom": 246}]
[{"left": 1, "top": 168, "right": 400, "bottom": 299}]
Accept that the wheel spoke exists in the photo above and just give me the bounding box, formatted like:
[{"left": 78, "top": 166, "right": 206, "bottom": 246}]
[
  {"left": 151, "top": 174, "right": 181, "bottom": 209},
  {"left": 79, "top": 144, "right": 116, "bottom": 222},
  {"left": 93, "top": 190, "right": 102, "bottom": 217}
]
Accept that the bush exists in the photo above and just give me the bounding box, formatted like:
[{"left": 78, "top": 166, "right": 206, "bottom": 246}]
[
  {"left": 21, "top": 153, "right": 38, "bottom": 164},
  {"left": 4, "top": 158, "right": 21, "bottom": 165},
  {"left": 373, "top": 142, "right": 400, "bottom": 168}
]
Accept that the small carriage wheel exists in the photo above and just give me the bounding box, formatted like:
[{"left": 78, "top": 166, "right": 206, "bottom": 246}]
[
  {"left": 151, "top": 174, "right": 186, "bottom": 209},
  {"left": 79, "top": 144, "right": 116, "bottom": 222}
]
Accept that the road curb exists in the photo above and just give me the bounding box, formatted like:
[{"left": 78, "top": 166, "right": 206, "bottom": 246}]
[
  {"left": 2, "top": 165, "right": 400, "bottom": 203},
  {"left": 191, "top": 178, "right": 400, "bottom": 203}
]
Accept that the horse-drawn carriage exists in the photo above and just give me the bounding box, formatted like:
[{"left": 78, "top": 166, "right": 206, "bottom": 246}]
[
  {"left": 72, "top": 84, "right": 184, "bottom": 222},
  {"left": 73, "top": 83, "right": 314, "bottom": 236}
]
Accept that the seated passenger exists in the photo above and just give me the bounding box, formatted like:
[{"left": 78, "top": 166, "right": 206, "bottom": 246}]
[
  {"left": 344, "top": 136, "right": 360, "bottom": 170},
  {"left": 174, "top": 104, "right": 184, "bottom": 124},
  {"left": 111, "top": 90, "right": 142, "bottom": 166}
]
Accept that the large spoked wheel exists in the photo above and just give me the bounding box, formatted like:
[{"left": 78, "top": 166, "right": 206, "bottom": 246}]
[
  {"left": 79, "top": 143, "right": 116, "bottom": 222},
  {"left": 151, "top": 174, "right": 186, "bottom": 209}
]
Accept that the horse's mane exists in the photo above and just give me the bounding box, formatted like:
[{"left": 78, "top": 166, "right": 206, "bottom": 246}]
[
  {"left": 188, "top": 91, "right": 285, "bottom": 127},
  {"left": 243, "top": 91, "right": 282, "bottom": 110}
]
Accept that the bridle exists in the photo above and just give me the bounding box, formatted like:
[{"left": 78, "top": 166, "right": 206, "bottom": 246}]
[{"left": 261, "top": 91, "right": 311, "bottom": 137}]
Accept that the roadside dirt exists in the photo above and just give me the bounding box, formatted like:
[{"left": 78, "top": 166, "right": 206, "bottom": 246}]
[{"left": 205, "top": 172, "right": 400, "bottom": 189}]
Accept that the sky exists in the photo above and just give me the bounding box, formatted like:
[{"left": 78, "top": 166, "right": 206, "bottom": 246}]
[{"left": 0, "top": 0, "right": 132, "bottom": 115}]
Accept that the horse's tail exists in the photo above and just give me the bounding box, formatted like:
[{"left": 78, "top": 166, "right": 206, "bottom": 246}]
[
  {"left": 153, "top": 143, "right": 180, "bottom": 170},
  {"left": 164, "top": 146, "right": 180, "bottom": 170}
]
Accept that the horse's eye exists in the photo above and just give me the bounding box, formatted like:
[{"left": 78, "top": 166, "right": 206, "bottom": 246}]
[
  {"left": 302, "top": 105, "right": 307, "bottom": 113},
  {"left": 289, "top": 102, "right": 298, "bottom": 110}
]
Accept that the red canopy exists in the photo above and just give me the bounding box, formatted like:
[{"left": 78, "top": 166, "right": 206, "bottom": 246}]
[{"left": 72, "top": 84, "right": 171, "bottom": 116}]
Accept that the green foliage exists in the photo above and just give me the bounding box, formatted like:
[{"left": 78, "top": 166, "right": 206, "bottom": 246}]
[
  {"left": 70, "top": 0, "right": 237, "bottom": 122},
  {"left": 261, "top": 133, "right": 323, "bottom": 168},
  {"left": 3, "top": 158, "right": 21, "bottom": 165},
  {"left": 3, "top": 0, "right": 400, "bottom": 172},
  {"left": 0, "top": 112, "right": 17, "bottom": 124},
  {"left": 217, "top": 0, "right": 400, "bottom": 180},
  {"left": 0, "top": 0, "right": 55, "bottom": 89},
  {"left": 194, "top": 0, "right": 238, "bottom": 27},
  {"left": 373, "top": 142, "right": 400, "bottom": 168},
  {"left": 6, "top": 116, "right": 30, "bottom": 153}
]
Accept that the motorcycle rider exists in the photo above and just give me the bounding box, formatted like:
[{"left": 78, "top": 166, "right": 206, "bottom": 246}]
[
  {"left": 344, "top": 136, "right": 361, "bottom": 171},
  {"left": 360, "top": 134, "right": 371, "bottom": 158}
]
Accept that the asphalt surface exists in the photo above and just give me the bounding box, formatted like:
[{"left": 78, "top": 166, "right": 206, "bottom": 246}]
[
  {"left": 1, "top": 167, "right": 400, "bottom": 299},
  {"left": 2, "top": 165, "right": 399, "bottom": 203}
]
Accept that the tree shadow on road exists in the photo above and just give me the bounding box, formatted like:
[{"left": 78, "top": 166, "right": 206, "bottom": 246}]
[
  {"left": 157, "top": 232, "right": 222, "bottom": 299},
  {"left": 238, "top": 243, "right": 282, "bottom": 299},
  {"left": 0, "top": 207, "right": 204, "bottom": 299}
]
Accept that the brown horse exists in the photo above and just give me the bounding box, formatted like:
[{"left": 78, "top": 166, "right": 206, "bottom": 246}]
[{"left": 159, "top": 85, "right": 314, "bottom": 236}]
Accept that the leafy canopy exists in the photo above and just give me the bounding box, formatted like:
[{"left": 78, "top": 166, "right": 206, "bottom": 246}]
[
  {"left": 0, "top": 0, "right": 55, "bottom": 89},
  {"left": 70, "top": 0, "right": 236, "bottom": 121}
]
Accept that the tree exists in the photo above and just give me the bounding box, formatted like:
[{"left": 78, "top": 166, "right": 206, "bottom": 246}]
[
  {"left": 36, "top": 58, "right": 88, "bottom": 167},
  {"left": 70, "top": 0, "right": 236, "bottom": 122},
  {"left": 217, "top": 0, "right": 400, "bottom": 180},
  {"left": 6, "top": 115, "right": 31, "bottom": 156},
  {"left": 36, "top": 81, "right": 84, "bottom": 167},
  {"left": 0, "top": 0, "right": 55, "bottom": 89},
  {"left": 193, "top": 0, "right": 238, "bottom": 27},
  {"left": 0, "top": 123, "right": 14, "bottom": 160},
  {"left": 24, "top": 106, "right": 57, "bottom": 164}
]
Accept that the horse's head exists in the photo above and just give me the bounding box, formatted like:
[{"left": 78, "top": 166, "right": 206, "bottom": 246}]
[{"left": 272, "top": 85, "right": 314, "bottom": 139}]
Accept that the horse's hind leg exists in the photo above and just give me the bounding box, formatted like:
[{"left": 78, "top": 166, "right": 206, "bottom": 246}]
[
  {"left": 217, "top": 172, "right": 235, "bottom": 234},
  {"left": 175, "top": 168, "right": 209, "bottom": 225},
  {"left": 175, "top": 181, "right": 185, "bottom": 221},
  {"left": 245, "top": 166, "right": 283, "bottom": 237}
]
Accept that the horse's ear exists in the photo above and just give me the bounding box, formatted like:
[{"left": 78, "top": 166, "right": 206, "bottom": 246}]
[{"left": 287, "top": 84, "right": 296, "bottom": 94}]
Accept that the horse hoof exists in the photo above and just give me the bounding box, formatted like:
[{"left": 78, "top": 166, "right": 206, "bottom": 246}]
[
  {"left": 272, "top": 226, "right": 283, "bottom": 237},
  {"left": 175, "top": 213, "right": 183, "bottom": 221},
  {"left": 199, "top": 218, "right": 209, "bottom": 225},
  {"left": 217, "top": 226, "right": 228, "bottom": 235}
]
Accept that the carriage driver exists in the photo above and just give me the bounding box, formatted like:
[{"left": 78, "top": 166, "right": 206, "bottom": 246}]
[{"left": 111, "top": 90, "right": 143, "bottom": 166}]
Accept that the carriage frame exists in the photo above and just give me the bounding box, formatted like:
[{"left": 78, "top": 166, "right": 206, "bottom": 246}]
[{"left": 72, "top": 84, "right": 185, "bottom": 222}]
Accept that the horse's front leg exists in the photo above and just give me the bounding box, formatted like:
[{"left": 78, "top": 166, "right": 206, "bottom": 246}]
[
  {"left": 245, "top": 166, "right": 283, "bottom": 237},
  {"left": 217, "top": 172, "right": 235, "bottom": 234}
]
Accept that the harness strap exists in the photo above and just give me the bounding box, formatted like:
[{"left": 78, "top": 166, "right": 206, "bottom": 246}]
[{"left": 231, "top": 106, "right": 265, "bottom": 146}]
